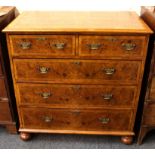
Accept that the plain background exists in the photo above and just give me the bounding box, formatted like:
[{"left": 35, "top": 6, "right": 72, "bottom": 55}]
[{"left": 0, "top": 0, "right": 154, "bottom": 14}]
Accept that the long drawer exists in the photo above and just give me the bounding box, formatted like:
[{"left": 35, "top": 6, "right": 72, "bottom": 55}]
[
  {"left": 20, "top": 107, "right": 133, "bottom": 131},
  {"left": 13, "top": 59, "right": 141, "bottom": 84},
  {"left": 17, "top": 83, "right": 137, "bottom": 108},
  {"left": 79, "top": 35, "right": 145, "bottom": 58},
  {"left": 9, "top": 35, "right": 76, "bottom": 57}
]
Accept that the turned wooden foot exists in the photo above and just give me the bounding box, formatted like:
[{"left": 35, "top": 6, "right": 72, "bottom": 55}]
[
  {"left": 20, "top": 132, "right": 31, "bottom": 141},
  {"left": 121, "top": 136, "right": 133, "bottom": 145}
]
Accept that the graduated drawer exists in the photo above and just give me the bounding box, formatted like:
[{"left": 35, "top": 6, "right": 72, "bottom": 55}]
[
  {"left": 9, "top": 35, "right": 76, "bottom": 57},
  {"left": 0, "top": 101, "right": 12, "bottom": 122},
  {"left": 17, "top": 84, "right": 137, "bottom": 108},
  {"left": 20, "top": 107, "right": 133, "bottom": 131},
  {"left": 79, "top": 35, "right": 145, "bottom": 58},
  {"left": 13, "top": 59, "right": 141, "bottom": 84},
  {"left": 0, "top": 78, "right": 8, "bottom": 99}
]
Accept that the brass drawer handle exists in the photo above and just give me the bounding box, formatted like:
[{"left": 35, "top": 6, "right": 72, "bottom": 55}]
[
  {"left": 102, "top": 68, "right": 115, "bottom": 75},
  {"left": 87, "top": 43, "right": 102, "bottom": 50},
  {"left": 41, "top": 92, "right": 52, "bottom": 99},
  {"left": 102, "top": 94, "right": 113, "bottom": 100},
  {"left": 38, "top": 66, "right": 50, "bottom": 74},
  {"left": 99, "top": 117, "right": 110, "bottom": 124},
  {"left": 19, "top": 42, "right": 31, "bottom": 49},
  {"left": 52, "top": 43, "right": 66, "bottom": 49},
  {"left": 44, "top": 116, "right": 53, "bottom": 123},
  {"left": 122, "top": 43, "right": 136, "bottom": 51}
]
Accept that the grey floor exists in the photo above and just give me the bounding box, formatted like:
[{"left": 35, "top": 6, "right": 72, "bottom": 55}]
[{"left": 0, "top": 126, "right": 155, "bottom": 149}]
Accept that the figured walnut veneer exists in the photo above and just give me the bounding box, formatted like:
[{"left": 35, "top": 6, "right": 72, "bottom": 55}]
[{"left": 3, "top": 11, "right": 152, "bottom": 143}]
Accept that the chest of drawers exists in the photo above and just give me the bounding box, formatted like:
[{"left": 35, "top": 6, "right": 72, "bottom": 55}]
[
  {"left": 3, "top": 11, "right": 152, "bottom": 144},
  {"left": 0, "top": 6, "right": 17, "bottom": 133},
  {"left": 138, "top": 7, "right": 155, "bottom": 144}
]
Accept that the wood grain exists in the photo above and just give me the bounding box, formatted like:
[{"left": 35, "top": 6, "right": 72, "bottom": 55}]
[
  {"left": 16, "top": 83, "right": 137, "bottom": 108},
  {"left": 4, "top": 11, "right": 151, "bottom": 143},
  {"left": 20, "top": 107, "right": 133, "bottom": 131},
  {"left": 13, "top": 59, "right": 141, "bottom": 85},
  {"left": 9, "top": 35, "right": 76, "bottom": 57},
  {"left": 3, "top": 11, "right": 152, "bottom": 34},
  {"left": 79, "top": 35, "right": 146, "bottom": 58}
]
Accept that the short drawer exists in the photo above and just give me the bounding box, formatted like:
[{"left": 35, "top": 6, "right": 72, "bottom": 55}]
[
  {"left": 20, "top": 107, "right": 133, "bottom": 131},
  {"left": 17, "top": 84, "right": 137, "bottom": 108},
  {"left": 79, "top": 35, "right": 145, "bottom": 58},
  {"left": 0, "top": 101, "right": 12, "bottom": 122},
  {"left": 14, "top": 59, "right": 141, "bottom": 84},
  {"left": 0, "top": 78, "right": 8, "bottom": 99},
  {"left": 9, "top": 35, "right": 76, "bottom": 57}
]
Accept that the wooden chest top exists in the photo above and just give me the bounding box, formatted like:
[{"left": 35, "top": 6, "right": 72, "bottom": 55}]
[{"left": 3, "top": 11, "right": 152, "bottom": 34}]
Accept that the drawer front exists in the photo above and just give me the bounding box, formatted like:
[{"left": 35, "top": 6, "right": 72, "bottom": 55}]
[
  {"left": 143, "top": 104, "right": 155, "bottom": 125},
  {"left": 17, "top": 84, "right": 137, "bottom": 108},
  {"left": 0, "top": 101, "right": 12, "bottom": 122},
  {"left": 0, "top": 78, "right": 8, "bottom": 99},
  {"left": 21, "top": 107, "right": 133, "bottom": 131},
  {"left": 9, "top": 35, "right": 76, "bottom": 57},
  {"left": 79, "top": 35, "right": 145, "bottom": 58},
  {"left": 14, "top": 59, "right": 141, "bottom": 84}
]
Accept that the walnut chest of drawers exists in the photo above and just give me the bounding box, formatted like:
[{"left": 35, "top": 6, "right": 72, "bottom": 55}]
[{"left": 3, "top": 11, "right": 152, "bottom": 144}]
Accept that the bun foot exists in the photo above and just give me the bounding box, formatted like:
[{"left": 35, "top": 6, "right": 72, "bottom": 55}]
[
  {"left": 121, "top": 136, "right": 133, "bottom": 145},
  {"left": 20, "top": 132, "right": 31, "bottom": 141}
]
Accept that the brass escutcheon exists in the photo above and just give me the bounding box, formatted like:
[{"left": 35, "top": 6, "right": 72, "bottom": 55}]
[{"left": 87, "top": 43, "right": 102, "bottom": 50}]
